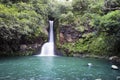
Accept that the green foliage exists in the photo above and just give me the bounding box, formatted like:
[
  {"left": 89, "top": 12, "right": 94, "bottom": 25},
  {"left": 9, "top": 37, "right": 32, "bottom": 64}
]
[
  {"left": 100, "top": 10, "right": 120, "bottom": 33},
  {"left": 0, "top": 0, "right": 30, "bottom": 3},
  {"left": 72, "top": 0, "right": 104, "bottom": 15},
  {"left": 99, "top": 10, "right": 120, "bottom": 55},
  {"left": 93, "top": 10, "right": 120, "bottom": 36},
  {"left": 72, "top": 0, "right": 89, "bottom": 14},
  {"left": 60, "top": 11, "right": 74, "bottom": 25},
  {"left": 58, "top": 0, "right": 120, "bottom": 56},
  {"left": 0, "top": 1, "right": 48, "bottom": 55},
  {"left": 58, "top": 32, "right": 95, "bottom": 55},
  {"left": 104, "top": 0, "right": 120, "bottom": 8},
  {"left": 88, "top": 0, "right": 104, "bottom": 14},
  {"left": 47, "top": 0, "right": 72, "bottom": 19},
  {"left": 0, "top": 0, "right": 120, "bottom": 56},
  {"left": 0, "top": 3, "right": 45, "bottom": 40},
  {"left": 103, "top": 0, "right": 120, "bottom": 13},
  {"left": 88, "top": 33, "right": 108, "bottom": 55}
]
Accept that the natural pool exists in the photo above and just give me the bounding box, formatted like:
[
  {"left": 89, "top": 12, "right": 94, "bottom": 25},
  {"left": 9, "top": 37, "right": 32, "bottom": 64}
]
[{"left": 0, "top": 56, "right": 120, "bottom": 80}]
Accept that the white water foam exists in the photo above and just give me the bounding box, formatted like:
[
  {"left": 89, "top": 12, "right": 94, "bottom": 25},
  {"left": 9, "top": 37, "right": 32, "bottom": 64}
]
[{"left": 38, "top": 21, "right": 55, "bottom": 56}]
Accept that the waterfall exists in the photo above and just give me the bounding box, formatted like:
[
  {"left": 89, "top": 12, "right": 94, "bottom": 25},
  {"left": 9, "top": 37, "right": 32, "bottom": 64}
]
[
  {"left": 39, "top": 21, "right": 55, "bottom": 56},
  {"left": 49, "top": 21, "right": 54, "bottom": 42}
]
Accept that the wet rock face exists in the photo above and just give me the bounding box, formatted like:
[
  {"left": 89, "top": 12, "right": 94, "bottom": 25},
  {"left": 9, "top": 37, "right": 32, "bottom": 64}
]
[
  {"left": 20, "top": 43, "right": 41, "bottom": 53},
  {"left": 20, "top": 45, "right": 27, "bottom": 51},
  {"left": 109, "top": 56, "right": 120, "bottom": 63},
  {"left": 57, "top": 24, "right": 96, "bottom": 56},
  {"left": 59, "top": 33, "right": 64, "bottom": 44},
  {"left": 59, "top": 25, "right": 82, "bottom": 43}
]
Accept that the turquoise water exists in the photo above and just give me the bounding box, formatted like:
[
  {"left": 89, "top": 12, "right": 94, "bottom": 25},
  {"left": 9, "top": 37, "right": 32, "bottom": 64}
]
[{"left": 0, "top": 56, "right": 120, "bottom": 80}]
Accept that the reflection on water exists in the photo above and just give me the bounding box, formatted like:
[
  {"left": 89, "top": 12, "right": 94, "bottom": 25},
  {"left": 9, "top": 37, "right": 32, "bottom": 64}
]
[
  {"left": 40, "top": 57, "right": 54, "bottom": 73},
  {"left": 0, "top": 56, "right": 120, "bottom": 80}
]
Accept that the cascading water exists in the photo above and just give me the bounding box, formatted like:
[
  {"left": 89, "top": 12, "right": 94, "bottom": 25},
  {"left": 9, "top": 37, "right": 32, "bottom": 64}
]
[{"left": 39, "top": 21, "right": 55, "bottom": 56}]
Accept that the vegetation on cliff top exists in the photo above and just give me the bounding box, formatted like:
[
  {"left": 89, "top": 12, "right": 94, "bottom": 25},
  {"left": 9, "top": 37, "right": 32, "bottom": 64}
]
[
  {"left": 57, "top": 0, "right": 120, "bottom": 56},
  {"left": 0, "top": 0, "right": 48, "bottom": 56}
]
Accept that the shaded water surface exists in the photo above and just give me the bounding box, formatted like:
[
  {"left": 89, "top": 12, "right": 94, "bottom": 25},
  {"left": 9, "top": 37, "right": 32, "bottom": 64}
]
[{"left": 0, "top": 56, "right": 120, "bottom": 80}]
